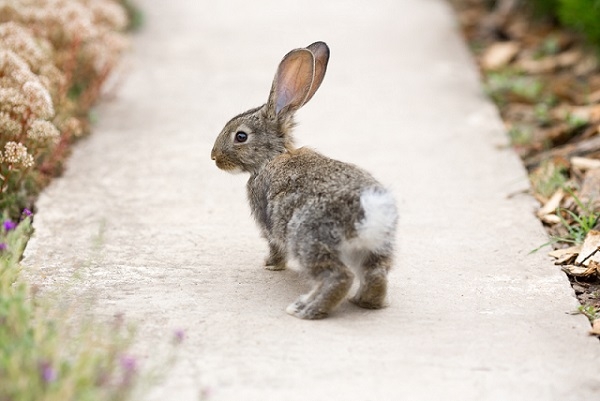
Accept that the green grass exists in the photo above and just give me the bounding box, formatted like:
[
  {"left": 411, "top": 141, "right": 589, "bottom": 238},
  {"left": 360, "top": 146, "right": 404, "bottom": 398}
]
[
  {"left": 508, "top": 125, "right": 534, "bottom": 146},
  {"left": 530, "top": 187, "right": 599, "bottom": 252},
  {"left": 529, "top": 161, "right": 569, "bottom": 198},
  {"left": 551, "top": 189, "right": 599, "bottom": 246},
  {"left": 557, "top": 188, "right": 600, "bottom": 243},
  {"left": 578, "top": 304, "right": 600, "bottom": 322},
  {"left": 556, "top": 207, "right": 599, "bottom": 244}
]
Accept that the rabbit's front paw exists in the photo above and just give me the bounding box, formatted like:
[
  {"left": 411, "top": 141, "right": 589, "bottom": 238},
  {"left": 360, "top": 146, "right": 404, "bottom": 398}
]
[
  {"left": 265, "top": 255, "right": 286, "bottom": 271},
  {"left": 265, "top": 246, "right": 286, "bottom": 271}
]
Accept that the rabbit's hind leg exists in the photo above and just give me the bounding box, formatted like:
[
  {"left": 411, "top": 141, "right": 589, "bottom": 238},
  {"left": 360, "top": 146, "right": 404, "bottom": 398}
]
[
  {"left": 286, "top": 255, "right": 353, "bottom": 320},
  {"left": 350, "top": 252, "right": 391, "bottom": 309}
]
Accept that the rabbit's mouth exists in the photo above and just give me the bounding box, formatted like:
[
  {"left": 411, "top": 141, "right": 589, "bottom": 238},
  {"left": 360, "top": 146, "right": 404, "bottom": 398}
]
[{"left": 213, "top": 158, "right": 244, "bottom": 175}]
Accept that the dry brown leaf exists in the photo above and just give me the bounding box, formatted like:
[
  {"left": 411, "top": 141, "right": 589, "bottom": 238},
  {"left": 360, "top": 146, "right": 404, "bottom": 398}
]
[
  {"left": 589, "top": 89, "right": 600, "bottom": 104},
  {"left": 537, "top": 188, "right": 565, "bottom": 218},
  {"left": 481, "top": 41, "right": 520, "bottom": 70},
  {"left": 589, "top": 319, "right": 600, "bottom": 336},
  {"left": 541, "top": 124, "right": 575, "bottom": 144},
  {"left": 570, "top": 105, "right": 600, "bottom": 123},
  {"left": 549, "top": 245, "right": 581, "bottom": 259},
  {"left": 571, "top": 157, "right": 600, "bottom": 171},
  {"left": 525, "top": 135, "right": 600, "bottom": 169},
  {"left": 541, "top": 214, "right": 561, "bottom": 224},
  {"left": 549, "top": 245, "right": 581, "bottom": 265},
  {"left": 561, "top": 264, "right": 597, "bottom": 277},
  {"left": 556, "top": 50, "right": 583, "bottom": 68},
  {"left": 554, "top": 253, "right": 579, "bottom": 265},
  {"left": 575, "top": 230, "right": 600, "bottom": 266},
  {"left": 574, "top": 55, "right": 599, "bottom": 76},
  {"left": 590, "top": 106, "right": 600, "bottom": 122},
  {"left": 517, "top": 57, "right": 556, "bottom": 74},
  {"left": 581, "top": 125, "right": 600, "bottom": 140},
  {"left": 547, "top": 77, "right": 587, "bottom": 104}
]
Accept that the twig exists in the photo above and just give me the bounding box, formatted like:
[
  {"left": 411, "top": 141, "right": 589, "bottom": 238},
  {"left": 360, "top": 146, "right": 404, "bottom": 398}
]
[
  {"left": 525, "top": 135, "right": 600, "bottom": 169},
  {"left": 578, "top": 246, "right": 600, "bottom": 266}
]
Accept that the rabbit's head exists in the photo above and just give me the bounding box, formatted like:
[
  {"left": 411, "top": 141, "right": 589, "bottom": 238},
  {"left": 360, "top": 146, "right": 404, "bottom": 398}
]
[{"left": 211, "top": 42, "right": 330, "bottom": 174}]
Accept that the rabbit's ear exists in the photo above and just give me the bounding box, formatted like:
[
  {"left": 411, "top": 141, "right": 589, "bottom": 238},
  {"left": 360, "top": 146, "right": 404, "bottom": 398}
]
[
  {"left": 303, "top": 42, "right": 330, "bottom": 105},
  {"left": 267, "top": 48, "right": 315, "bottom": 118}
]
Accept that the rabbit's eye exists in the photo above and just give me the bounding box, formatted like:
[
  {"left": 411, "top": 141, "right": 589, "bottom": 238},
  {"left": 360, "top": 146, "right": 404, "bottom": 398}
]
[{"left": 235, "top": 131, "right": 248, "bottom": 143}]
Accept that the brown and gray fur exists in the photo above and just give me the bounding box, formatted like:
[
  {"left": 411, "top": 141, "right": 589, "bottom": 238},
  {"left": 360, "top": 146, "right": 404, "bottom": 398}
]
[{"left": 211, "top": 42, "right": 398, "bottom": 319}]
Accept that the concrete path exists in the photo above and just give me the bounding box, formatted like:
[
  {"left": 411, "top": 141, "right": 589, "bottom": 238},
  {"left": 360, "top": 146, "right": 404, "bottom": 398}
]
[{"left": 23, "top": 0, "right": 600, "bottom": 400}]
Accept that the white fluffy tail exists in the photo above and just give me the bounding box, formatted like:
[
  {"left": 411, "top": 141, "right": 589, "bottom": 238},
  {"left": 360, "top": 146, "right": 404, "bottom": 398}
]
[{"left": 354, "top": 187, "right": 398, "bottom": 253}]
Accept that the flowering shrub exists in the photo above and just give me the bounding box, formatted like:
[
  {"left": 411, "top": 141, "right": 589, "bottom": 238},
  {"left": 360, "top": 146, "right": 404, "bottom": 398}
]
[
  {"left": 0, "top": 2, "right": 172, "bottom": 400},
  {"left": 0, "top": 0, "right": 129, "bottom": 218},
  {"left": 0, "top": 214, "right": 145, "bottom": 401},
  {"left": 0, "top": 214, "right": 188, "bottom": 401}
]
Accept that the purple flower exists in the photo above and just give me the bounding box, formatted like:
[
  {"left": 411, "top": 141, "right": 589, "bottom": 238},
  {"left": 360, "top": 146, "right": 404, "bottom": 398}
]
[
  {"left": 22, "top": 208, "right": 32, "bottom": 217},
  {"left": 120, "top": 354, "right": 137, "bottom": 373},
  {"left": 0, "top": 243, "right": 6, "bottom": 251},
  {"left": 173, "top": 329, "right": 186, "bottom": 344},
  {"left": 39, "top": 361, "right": 57, "bottom": 383},
  {"left": 3, "top": 220, "right": 16, "bottom": 231},
  {"left": 119, "top": 354, "right": 138, "bottom": 386}
]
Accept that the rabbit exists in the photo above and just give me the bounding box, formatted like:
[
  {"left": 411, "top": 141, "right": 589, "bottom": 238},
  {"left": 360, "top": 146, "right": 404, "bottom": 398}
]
[{"left": 211, "top": 41, "right": 398, "bottom": 319}]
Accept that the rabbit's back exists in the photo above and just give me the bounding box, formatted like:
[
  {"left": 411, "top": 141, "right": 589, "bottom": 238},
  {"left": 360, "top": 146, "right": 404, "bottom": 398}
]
[{"left": 247, "top": 147, "right": 394, "bottom": 257}]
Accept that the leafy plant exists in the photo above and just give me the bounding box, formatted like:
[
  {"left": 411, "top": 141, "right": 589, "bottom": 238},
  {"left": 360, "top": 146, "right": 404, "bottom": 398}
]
[
  {"left": 529, "top": 161, "right": 569, "bottom": 198},
  {"left": 534, "top": 102, "right": 553, "bottom": 126},
  {"left": 578, "top": 304, "right": 600, "bottom": 322},
  {"left": 554, "top": 189, "right": 599, "bottom": 244},
  {"left": 534, "top": 35, "right": 562, "bottom": 58},
  {"left": 119, "top": 0, "right": 144, "bottom": 31},
  {"left": 532, "top": 0, "right": 600, "bottom": 48},
  {"left": 531, "top": 0, "right": 560, "bottom": 17},
  {"left": 556, "top": 208, "right": 598, "bottom": 244},
  {"left": 558, "top": 0, "right": 600, "bottom": 47},
  {"left": 508, "top": 125, "right": 534, "bottom": 146},
  {"left": 530, "top": 186, "right": 599, "bottom": 253},
  {"left": 565, "top": 112, "right": 589, "bottom": 129},
  {"left": 484, "top": 71, "right": 544, "bottom": 106}
]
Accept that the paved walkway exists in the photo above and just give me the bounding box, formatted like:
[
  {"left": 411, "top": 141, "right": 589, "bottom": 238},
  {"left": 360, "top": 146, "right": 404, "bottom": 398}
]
[{"left": 23, "top": 0, "right": 600, "bottom": 400}]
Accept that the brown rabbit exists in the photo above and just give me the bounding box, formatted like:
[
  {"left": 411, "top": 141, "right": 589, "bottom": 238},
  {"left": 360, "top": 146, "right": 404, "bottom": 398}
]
[{"left": 211, "top": 42, "right": 398, "bottom": 319}]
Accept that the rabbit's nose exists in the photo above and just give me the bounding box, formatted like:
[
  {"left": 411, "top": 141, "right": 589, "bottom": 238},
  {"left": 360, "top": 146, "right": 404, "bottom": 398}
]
[{"left": 211, "top": 148, "right": 217, "bottom": 161}]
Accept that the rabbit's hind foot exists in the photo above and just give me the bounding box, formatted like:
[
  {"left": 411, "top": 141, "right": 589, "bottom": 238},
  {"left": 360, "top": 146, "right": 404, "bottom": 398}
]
[
  {"left": 286, "top": 263, "right": 353, "bottom": 320},
  {"left": 350, "top": 253, "right": 391, "bottom": 309}
]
